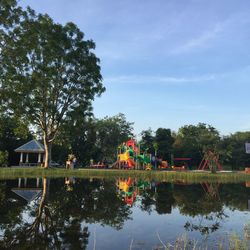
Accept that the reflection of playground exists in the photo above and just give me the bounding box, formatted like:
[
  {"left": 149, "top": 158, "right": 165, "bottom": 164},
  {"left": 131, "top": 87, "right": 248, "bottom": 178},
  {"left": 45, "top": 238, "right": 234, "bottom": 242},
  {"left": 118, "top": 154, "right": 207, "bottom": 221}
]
[
  {"left": 116, "top": 177, "right": 151, "bottom": 206},
  {"left": 201, "top": 182, "right": 220, "bottom": 200}
]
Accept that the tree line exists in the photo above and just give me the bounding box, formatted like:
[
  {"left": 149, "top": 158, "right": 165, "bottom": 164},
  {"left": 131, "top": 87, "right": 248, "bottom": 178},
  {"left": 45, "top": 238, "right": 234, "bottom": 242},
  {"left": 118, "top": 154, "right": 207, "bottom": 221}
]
[{"left": 1, "top": 112, "right": 250, "bottom": 169}]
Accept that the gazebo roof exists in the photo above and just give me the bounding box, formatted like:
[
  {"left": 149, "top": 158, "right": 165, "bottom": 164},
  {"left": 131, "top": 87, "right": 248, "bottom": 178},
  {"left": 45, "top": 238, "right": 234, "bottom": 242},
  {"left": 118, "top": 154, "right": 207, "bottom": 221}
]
[
  {"left": 12, "top": 188, "right": 42, "bottom": 202},
  {"left": 15, "top": 139, "right": 45, "bottom": 153}
]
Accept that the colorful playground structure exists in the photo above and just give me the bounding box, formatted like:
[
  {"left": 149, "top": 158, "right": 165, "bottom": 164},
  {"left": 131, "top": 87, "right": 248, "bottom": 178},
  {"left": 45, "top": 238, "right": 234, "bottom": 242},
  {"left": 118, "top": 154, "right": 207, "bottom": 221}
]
[
  {"left": 90, "top": 139, "right": 223, "bottom": 172},
  {"left": 116, "top": 177, "right": 151, "bottom": 206},
  {"left": 111, "top": 139, "right": 169, "bottom": 170}
]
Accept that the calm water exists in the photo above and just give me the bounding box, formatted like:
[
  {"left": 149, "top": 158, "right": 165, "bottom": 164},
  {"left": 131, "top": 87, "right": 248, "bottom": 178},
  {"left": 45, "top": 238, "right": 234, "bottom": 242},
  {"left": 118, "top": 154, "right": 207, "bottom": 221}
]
[{"left": 0, "top": 177, "right": 250, "bottom": 249}]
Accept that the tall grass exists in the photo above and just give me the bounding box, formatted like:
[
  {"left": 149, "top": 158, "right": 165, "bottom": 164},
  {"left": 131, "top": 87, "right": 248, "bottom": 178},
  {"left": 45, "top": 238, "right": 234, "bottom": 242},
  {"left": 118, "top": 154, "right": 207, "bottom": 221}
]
[
  {"left": 155, "top": 233, "right": 249, "bottom": 250},
  {"left": 0, "top": 167, "right": 250, "bottom": 183}
]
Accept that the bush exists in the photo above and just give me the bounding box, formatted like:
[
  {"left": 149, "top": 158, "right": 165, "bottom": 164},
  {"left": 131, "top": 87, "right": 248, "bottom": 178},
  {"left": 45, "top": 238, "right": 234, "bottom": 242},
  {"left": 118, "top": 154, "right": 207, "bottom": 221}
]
[{"left": 0, "top": 151, "right": 8, "bottom": 167}]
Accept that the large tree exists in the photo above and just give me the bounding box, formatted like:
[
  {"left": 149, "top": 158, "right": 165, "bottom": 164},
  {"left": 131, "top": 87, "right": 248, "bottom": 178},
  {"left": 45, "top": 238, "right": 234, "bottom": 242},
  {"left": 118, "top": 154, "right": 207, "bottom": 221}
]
[
  {"left": 173, "top": 123, "right": 220, "bottom": 167},
  {"left": 139, "top": 128, "right": 155, "bottom": 154},
  {"left": 95, "top": 113, "right": 134, "bottom": 162},
  {"left": 155, "top": 128, "right": 174, "bottom": 160},
  {"left": 0, "top": 2, "right": 105, "bottom": 167}
]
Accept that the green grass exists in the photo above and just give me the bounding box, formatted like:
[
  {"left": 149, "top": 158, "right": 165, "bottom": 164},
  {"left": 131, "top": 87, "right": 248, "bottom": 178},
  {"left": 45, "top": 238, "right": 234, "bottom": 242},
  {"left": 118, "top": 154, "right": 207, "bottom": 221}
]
[{"left": 1, "top": 167, "right": 250, "bottom": 183}]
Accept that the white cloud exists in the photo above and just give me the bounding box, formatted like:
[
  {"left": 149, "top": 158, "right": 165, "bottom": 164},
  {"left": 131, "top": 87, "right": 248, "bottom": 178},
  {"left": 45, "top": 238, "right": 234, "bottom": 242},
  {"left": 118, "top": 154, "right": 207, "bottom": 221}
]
[
  {"left": 104, "top": 74, "right": 215, "bottom": 85},
  {"left": 171, "top": 23, "right": 223, "bottom": 54}
]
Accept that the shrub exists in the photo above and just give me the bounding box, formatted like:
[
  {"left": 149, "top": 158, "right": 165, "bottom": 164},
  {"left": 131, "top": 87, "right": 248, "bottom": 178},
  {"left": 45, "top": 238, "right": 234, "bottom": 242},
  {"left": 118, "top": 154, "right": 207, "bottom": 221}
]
[{"left": 0, "top": 151, "right": 8, "bottom": 167}]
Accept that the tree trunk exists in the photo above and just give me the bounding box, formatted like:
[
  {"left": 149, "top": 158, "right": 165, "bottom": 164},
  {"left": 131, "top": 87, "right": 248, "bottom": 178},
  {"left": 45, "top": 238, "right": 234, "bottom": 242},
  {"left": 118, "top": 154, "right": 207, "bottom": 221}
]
[{"left": 43, "top": 136, "right": 52, "bottom": 168}]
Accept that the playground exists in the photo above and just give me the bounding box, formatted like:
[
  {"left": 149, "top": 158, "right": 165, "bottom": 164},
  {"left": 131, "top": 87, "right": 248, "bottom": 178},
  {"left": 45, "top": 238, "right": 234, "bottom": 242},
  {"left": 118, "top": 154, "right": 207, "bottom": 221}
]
[{"left": 90, "top": 139, "right": 225, "bottom": 173}]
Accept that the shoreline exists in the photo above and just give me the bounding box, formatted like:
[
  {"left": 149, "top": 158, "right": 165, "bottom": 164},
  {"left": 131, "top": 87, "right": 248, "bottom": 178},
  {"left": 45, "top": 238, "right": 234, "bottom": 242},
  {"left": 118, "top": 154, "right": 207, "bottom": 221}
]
[{"left": 0, "top": 167, "right": 250, "bottom": 183}]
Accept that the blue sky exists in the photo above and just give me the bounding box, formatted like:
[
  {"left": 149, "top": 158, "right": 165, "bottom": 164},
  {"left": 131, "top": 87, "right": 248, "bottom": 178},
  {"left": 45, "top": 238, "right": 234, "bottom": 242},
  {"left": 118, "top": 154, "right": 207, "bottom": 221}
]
[{"left": 20, "top": 0, "right": 250, "bottom": 135}]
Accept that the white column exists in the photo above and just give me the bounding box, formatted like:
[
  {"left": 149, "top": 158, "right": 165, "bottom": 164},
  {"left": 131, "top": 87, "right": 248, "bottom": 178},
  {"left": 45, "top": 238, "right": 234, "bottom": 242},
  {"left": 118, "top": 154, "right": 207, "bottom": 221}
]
[
  {"left": 38, "top": 153, "right": 41, "bottom": 163},
  {"left": 24, "top": 178, "right": 27, "bottom": 187},
  {"left": 25, "top": 153, "right": 29, "bottom": 163},
  {"left": 36, "top": 178, "right": 40, "bottom": 187},
  {"left": 18, "top": 178, "right": 22, "bottom": 188},
  {"left": 20, "top": 152, "right": 23, "bottom": 163}
]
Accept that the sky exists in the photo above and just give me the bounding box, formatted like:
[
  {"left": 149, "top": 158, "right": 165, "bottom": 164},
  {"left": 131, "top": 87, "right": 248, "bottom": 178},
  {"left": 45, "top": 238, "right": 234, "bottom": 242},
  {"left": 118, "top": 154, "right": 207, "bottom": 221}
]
[{"left": 20, "top": 0, "right": 250, "bottom": 136}]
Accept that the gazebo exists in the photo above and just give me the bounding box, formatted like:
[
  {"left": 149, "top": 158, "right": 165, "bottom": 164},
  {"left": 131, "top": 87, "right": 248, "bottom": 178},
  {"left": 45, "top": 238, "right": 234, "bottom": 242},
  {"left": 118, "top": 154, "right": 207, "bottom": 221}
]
[
  {"left": 12, "top": 178, "right": 42, "bottom": 203},
  {"left": 15, "top": 139, "right": 45, "bottom": 166}
]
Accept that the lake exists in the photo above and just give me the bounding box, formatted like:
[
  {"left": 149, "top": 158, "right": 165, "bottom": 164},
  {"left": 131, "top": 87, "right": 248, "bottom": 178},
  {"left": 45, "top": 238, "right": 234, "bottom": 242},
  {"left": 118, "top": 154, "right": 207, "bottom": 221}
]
[{"left": 0, "top": 177, "right": 250, "bottom": 249}]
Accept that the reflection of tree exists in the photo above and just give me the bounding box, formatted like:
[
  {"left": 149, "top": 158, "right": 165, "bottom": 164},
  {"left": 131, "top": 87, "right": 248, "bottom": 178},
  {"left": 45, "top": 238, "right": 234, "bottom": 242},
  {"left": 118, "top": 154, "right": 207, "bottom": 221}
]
[
  {"left": 0, "top": 178, "right": 59, "bottom": 249},
  {"left": 0, "top": 178, "right": 91, "bottom": 249},
  {"left": 0, "top": 181, "right": 25, "bottom": 231},
  {"left": 173, "top": 184, "right": 222, "bottom": 216},
  {"left": 155, "top": 182, "right": 174, "bottom": 214},
  {"left": 0, "top": 182, "right": 6, "bottom": 204},
  {"left": 60, "top": 218, "right": 89, "bottom": 249},
  {"left": 80, "top": 179, "right": 132, "bottom": 230},
  {"left": 0, "top": 178, "right": 132, "bottom": 249},
  {"left": 184, "top": 210, "right": 228, "bottom": 235},
  {"left": 139, "top": 182, "right": 175, "bottom": 215},
  {"left": 139, "top": 188, "right": 155, "bottom": 214},
  {"left": 174, "top": 183, "right": 228, "bottom": 235},
  {"left": 1, "top": 179, "right": 250, "bottom": 247},
  {"left": 220, "top": 184, "right": 250, "bottom": 211}
]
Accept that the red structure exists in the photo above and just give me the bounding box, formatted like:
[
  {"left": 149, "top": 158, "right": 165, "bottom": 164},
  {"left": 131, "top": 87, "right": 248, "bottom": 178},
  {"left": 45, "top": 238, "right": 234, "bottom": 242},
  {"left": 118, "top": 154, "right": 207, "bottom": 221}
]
[
  {"left": 198, "top": 151, "right": 223, "bottom": 171},
  {"left": 201, "top": 182, "right": 220, "bottom": 199},
  {"left": 126, "top": 139, "right": 138, "bottom": 152}
]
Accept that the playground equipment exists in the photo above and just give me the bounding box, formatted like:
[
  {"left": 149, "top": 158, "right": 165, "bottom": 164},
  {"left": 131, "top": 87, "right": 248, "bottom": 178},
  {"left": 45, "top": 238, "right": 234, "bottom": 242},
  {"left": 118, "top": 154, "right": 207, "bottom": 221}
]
[
  {"left": 171, "top": 158, "right": 191, "bottom": 171},
  {"left": 114, "top": 139, "right": 137, "bottom": 169},
  {"left": 112, "top": 139, "right": 154, "bottom": 170},
  {"left": 198, "top": 151, "right": 223, "bottom": 171},
  {"left": 158, "top": 160, "right": 168, "bottom": 169},
  {"left": 111, "top": 139, "right": 182, "bottom": 171}
]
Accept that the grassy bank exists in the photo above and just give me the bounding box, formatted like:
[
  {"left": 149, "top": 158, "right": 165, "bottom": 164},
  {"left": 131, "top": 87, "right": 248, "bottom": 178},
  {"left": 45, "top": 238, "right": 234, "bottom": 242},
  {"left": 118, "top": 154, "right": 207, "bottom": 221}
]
[{"left": 1, "top": 167, "right": 250, "bottom": 183}]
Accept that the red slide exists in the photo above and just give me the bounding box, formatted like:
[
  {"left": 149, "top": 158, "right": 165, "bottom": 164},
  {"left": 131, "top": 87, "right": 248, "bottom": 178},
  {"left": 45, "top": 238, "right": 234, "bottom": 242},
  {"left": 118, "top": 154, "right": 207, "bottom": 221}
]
[{"left": 127, "top": 158, "right": 135, "bottom": 168}]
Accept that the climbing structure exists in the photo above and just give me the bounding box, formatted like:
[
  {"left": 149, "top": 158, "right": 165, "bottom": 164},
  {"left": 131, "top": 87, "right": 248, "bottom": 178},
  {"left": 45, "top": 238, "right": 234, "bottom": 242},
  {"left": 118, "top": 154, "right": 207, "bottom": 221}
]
[
  {"left": 198, "top": 151, "right": 223, "bottom": 171},
  {"left": 112, "top": 139, "right": 152, "bottom": 170}
]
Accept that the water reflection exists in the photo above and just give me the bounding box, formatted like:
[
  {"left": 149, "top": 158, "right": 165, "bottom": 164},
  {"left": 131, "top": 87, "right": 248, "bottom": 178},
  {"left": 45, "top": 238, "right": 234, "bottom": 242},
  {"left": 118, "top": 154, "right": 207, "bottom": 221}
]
[{"left": 0, "top": 178, "right": 250, "bottom": 249}]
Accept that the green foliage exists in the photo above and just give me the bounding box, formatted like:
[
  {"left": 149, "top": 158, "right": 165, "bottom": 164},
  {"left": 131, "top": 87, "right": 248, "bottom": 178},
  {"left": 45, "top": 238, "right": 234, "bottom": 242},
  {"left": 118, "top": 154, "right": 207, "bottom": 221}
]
[
  {"left": 0, "top": 3, "right": 104, "bottom": 167},
  {"left": 155, "top": 128, "right": 174, "bottom": 160},
  {"left": 219, "top": 132, "right": 250, "bottom": 170},
  {"left": 95, "top": 113, "right": 134, "bottom": 162},
  {"left": 0, "top": 114, "right": 32, "bottom": 166},
  {"left": 0, "top": 151, "right": 8, "bottom": 167},
  {"left": 53, "top": 112, "right": 97, "bottom": 165},
  {"left": 139, "top": 128, "right": 155, "bottom": 153},
  {"left": 53, "top": 113, "right": 134, "bottom": 164},
  {"left": 173, "top": 123, "right": 221, "bottom": 167}
]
